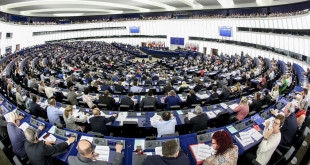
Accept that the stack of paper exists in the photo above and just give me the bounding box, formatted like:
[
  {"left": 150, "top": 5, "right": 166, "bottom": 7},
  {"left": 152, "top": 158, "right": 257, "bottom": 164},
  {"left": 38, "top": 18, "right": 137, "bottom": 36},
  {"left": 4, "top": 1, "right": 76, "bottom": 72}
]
[
  {"left": 229, "top": 104, "right": 238, "bottom": 110},
  {"left": 206, "top": 111, "right": 216, "bottom": 119},
  {"left": 250, "top": 129, "right": 263, "bottom": 141},
  {"left": 236, "top": 131, "right": 254, "bottom": 147},
  {"left": 150, "top": 114, "right": 161, "bottom": 124},
  {"left": 196, "top": 94, "right": 209, "bottom": 99},
  {"left": 95, "top": 146, "right": 110, "bottom": 162},
  {"left": 155, "top": 147, "right": 162, "bottom": 156}
]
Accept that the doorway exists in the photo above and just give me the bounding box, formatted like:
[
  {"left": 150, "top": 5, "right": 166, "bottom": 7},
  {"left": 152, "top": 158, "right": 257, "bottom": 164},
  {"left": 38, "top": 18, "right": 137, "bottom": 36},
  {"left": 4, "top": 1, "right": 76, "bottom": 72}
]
[
  {"left": 141, "top": 42, "right": 147, "bottom": 47},
  {"left": 203, "top": 47, "right": 207, "bottom": 55},
  {"left": 211, "top": 48, "right": 218, "bottom": 55},
  {"left": 16, "top": 44, "right": 20, "bottom": 51}
]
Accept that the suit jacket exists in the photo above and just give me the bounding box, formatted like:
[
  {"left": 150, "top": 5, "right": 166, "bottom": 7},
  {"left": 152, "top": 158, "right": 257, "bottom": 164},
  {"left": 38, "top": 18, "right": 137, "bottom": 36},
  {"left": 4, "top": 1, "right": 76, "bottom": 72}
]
[
  {"left": 0, "top": 116, "right": 7, "bottom": 138},
  {"left": 141, "top": 150, "right": 190, "bottom": 165},
  {"left": 193, "top": 85, "right": 204, "bottom": 92},
  {"left": 140, "top": 96, "right": 158, "bottom": 108},
  {"left": 249, "top": 99, "right": 262, "bottom": 112},
  {"left": 29, "top": 102, "right": 46, "bottom": 117},
  {"left": 120, "top": 97, "right": 134, "bottom": 109},
  {"left": 99, "top": 95, "right": 115, "bottom": 109},
  {"left": 219, "top": 90, "right": 230, "bottom": 102},
  {"left": 206, "top": 93, "right": 219, "bottom": 103},
  {"left": 89, "top": 116, "right": 115, "bottom": 135},
  {"left": 68, "top": 152, "right": 124, "bottom": 165},
  {"left": 163, "top": 86, "right": 174, "bottom": 94},
  {"left": 186, "top": 94, "right": 200, "bottom": 107},
  {"left": 115, "top": 85, "right": 126, "bottom": 93},
  {"left": 164, "top": 96, "right": 181, "bottom": 110},
  {"left": 261, "top": 94, "right": 272, "bottom": 106},
  {"left": 184, "top": 113, "right": 208, "bottom": 132},
  {"left": 280, "top": 113, "right": 298, "bottom": 146},
  {"left": 25, "top": 141, "right": 68, "bottom": 165},
  {"left": 67, "top": 92, "right": 82, "bottom": 105}
]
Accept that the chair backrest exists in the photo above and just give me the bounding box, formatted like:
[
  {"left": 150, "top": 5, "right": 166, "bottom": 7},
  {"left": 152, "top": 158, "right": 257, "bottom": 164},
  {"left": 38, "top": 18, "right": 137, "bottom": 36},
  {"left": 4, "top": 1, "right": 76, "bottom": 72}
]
[
  {"left": 143, "top": 105, "right": 155, "bottom": 111},
  {"left": 120, "top": 104, "right": 130, "bottom": 111},
  {"left": 13, "top": 156, "right": 23, "bottom": 165},
  {"left": 284, "top": 146, "right": 295, "bottom": 161},
  {"left": 161, "top": 132, "right": 179, "bottom": 137},
  {"left": 170, "top": 105, "right": 181, "bottom": 110}
]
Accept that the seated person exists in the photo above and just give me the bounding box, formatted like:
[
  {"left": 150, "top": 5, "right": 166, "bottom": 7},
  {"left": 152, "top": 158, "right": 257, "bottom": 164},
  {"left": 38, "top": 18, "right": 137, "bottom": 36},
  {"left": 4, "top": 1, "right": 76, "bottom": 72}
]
[
  {"left": 193, "top": 80, "right": 205, "bottom": 92},
  {"left": 204, "top": 130, "right": 238, "bottom": 165},
  {"left": 82, "top": 88, "right": 97, "bottom": 108},
  {"left": 164, "top": 90, "right": 182, "bottom": 110},
  {"left": 242, "top": 81, "right": 251, "bottom": 93},
  {"left": 24, "top": 127, "right": 76, "bottom": 165},
  {"left": 184, "top": 105, "right": 208, "bottom": 133},
  {"left": 67, "top": 86, "right": 82, "bottom": 105},
  {"left": 157, "top": 77, "right": 166, "bottom": 86},
  {"left": 163, "top": 82, "right": 174, "bottom": 94},
  {"left": 270, "top": 102, "right": 297, "bottom": 146},
  {"left": 257, "top": 74, "right": 267, "bottom": 90},
  {"left": 170, "top": 77, "right": 178, "bottom": 85},
  {"left": 47, "top": 99, "right": 64, "bottom": 124},
  {"left": 296, "top": 88, "right": 309, "bottom": 126},
  {"left": 231, "top": 82, "right": 241, "bottom": 98},
  {"left": 115, "top": 81, "right": 126, "bottom": 93},
  {"left": 279, "top": 75, "right": 287, "bottom": 95},
  {"left": 271, "top": 85, "right": 280, "bottom": 102},
  {"left": 120, "top": 92, "right": 136, "bottom": 110},
  {"left": 231, "top": 97, "right": 249, "bottom": 122},
  {"left": 68, "top": 140, "right": 124, "bottom": 165},
  {"left": 151, "top": 111, "right": 177, "bottom": 137},
  {"left": 140, "top": 90, "right": 158, "bottom": 109},
  {"left": 205, "top": 86, "right": 219, "bottom": 104},
  {"left": 99, "top": 90, "right": 116, "bottom": 110},
  {"left": 29, "top": 95, "right": 46, "bottom": 118},
  {"left": 219, "top": 86, "right": 230, "bottom": 102},
  {"left": 142, "top": 139, "right": 190, "bottom": 165},
  {"left": 179, "top": 81, "right": 189, "bottom": 93},
  {"left": 245, "top": 115, "right": 285, "bottom": 165},
  {"left": 144, "top": 77, "right": 152, "bottom": 86},
  {"left": 186, "top": 90, "right": 200, "bottom": 108},
  {"left": 64, "top": 105, "right": 88, "bottom": 131},
  {"left": 0, "top": 107, "right": 8, "bottom": 139},
  {"left": 89, "top": 108, "right": 117, "bottom": 136},
  {"left": 100, "top": 81, "right": 113, "bottom": 93},
  {"left": 261, "top": 89, "right": 272, "bottom": 106},
  {"left": 89, "top": 81, "right": 99, "bottom": 93},
  {"left": 249, "top": 92, "right": 262, "bottom": 112}
]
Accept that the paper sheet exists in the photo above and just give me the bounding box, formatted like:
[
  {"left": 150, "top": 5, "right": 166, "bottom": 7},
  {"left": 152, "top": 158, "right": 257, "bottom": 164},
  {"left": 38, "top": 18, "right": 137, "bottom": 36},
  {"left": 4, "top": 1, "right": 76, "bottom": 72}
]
[
  {"left": 206, "top": 111, "right": 216, "bottom": 119},
  {"left": 213, "top": 110, "right": 221, "bottom": 115},
  {"left": 196, "top": 144, "right": 215, "bottom": 162},
  {"left": 187, "top": 112, "right": 196, "bottom": 120},
  {"left": 226, "top": 125, "right": 238, "bottom": 134},
  {"left": 39, "top": 132, "right": 57, "bottom": 142},
  {"left": 229, "top": 104, "right": 238, "bottom": 110},
  {"left": 150, "top": 114, "right": 161, "bottom": 124},
  {"left": 80, "top": 135, "right": 94, "bottom": 143},
  {"left": 94, "top": 146, "right": 110, "bottom": 162},
  {"left": 220, "top": 103, "right": 228, "bottom": 109},
  {"left": 155, "top": 147, "right": 162, "bottom": 156},
  {"left": 19, "top": 122, "right": 30, "bottom": 132}
]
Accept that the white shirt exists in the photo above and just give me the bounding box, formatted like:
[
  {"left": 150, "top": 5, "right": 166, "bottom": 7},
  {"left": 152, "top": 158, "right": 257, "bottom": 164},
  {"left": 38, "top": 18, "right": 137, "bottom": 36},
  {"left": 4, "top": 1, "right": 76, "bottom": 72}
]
[{"left": 45, "top": 87, "right": 57, "bottom": 99}]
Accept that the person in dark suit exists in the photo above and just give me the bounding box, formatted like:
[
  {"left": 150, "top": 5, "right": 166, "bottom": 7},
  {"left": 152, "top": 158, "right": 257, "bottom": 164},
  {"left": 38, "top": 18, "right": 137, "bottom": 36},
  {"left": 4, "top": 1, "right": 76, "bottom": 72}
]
[
  {"left": 170, "top": 77, "right": 178, "bottom": 85},
  {"left": 89, "top": 108, "right": 117, "bottom": 135},
  {"left": 242, "top": 81, "right": 251, "bottom": 93},
  {"left": 205, "top": 86, "right": 219, "bottom": 104},
  {"left": 186, "top": 90, "right": 200, "bottom": 108},
  {"left": 261, "top": 89, "right": 272, "bottom": 106},
  {"left": 163, "top": 82, "right": 174, "bottom": 94},
  {"left": 216, "top": 77, "right": 223, "bottom": 88},
  {"left": 0, "top": 107, "right": 8, "bottom": 139},
  {"left": 164, "top": 90, "right": 182, "bottom": 110},
  {"left": 120, "top": 92, "right": 136, "bottom": 110},
  {"left": 115, "top": 81, "right": 126, "bottom": 93},
  {"left": 193, "top": 80, "right": 205, "bottom": 92},
  {"left": 24, "top": 127, "right": 76, "bottom": 165},
  {"left": 68, "top": 140, "right": 124, "bottom": 165},
  {"left": 29, "top": 95, "right": 46, "bottom": 117},
  {"left": 270, "top": 102, "right": 297, "bottom": 146},
  {"left": 184, "top": 106, "right": 208, "bottom": 132},
  {"left": 141, "top": 139, "right": 190, "bottom": 165},
  {"left": 144, "top": 77, "right": 152, "bottom": 86},
  {"left": 157, "top": 78, "right": 166, "bottom": 86},
  {"left": 219, "top": 86, "right": 230, "bottom": 102},
  {"left": 140, "top": 90, "right": 158, "bottom": 109},
  {"left": 100, "top": 81, "right": 112, "bottom": 93},
  {"left": 99, "top": 90, "right": 115, "bottom": 110},
  {"left": 249, "top": 92, "right": 262, "bottom": 112}
]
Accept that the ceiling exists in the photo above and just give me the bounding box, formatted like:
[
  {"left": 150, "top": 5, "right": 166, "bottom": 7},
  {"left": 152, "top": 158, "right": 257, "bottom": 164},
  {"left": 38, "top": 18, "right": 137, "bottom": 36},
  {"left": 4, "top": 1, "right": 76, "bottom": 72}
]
[{"left": 0, "top": 0, "right": 308, "bottom": 17}]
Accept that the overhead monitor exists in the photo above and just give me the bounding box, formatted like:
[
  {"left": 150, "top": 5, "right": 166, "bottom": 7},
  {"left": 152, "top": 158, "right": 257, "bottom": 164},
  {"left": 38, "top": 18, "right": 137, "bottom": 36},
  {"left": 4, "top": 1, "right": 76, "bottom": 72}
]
[{"left": 219, "top": 26, "right": 232, "bottom": 37}]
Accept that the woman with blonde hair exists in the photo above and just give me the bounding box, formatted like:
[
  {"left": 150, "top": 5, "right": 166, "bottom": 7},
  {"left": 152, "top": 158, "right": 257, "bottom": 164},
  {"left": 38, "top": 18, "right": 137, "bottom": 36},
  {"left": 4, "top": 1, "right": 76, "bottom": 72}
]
[
  {"left": 271, "top": 85, "right": 280, "bottom": 102},
  {"left": 63, "top": 105, "right": 89, "bottom": 131},
  {"left": 232, "top": 82, "right": 242, "bottom": 97},
  {"left": 231, "top": 97, "right": 249, "bottom": 122},
  {"left": 179, "top": 81, "right": 189, "bottom": 93}
]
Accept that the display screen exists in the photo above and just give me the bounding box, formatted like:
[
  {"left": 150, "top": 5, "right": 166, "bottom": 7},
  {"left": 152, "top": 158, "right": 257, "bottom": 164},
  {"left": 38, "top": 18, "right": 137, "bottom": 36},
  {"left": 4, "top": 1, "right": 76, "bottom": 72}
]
[
  {"left": 130, "top": 26, "right": 140, "bottom": 33},
  {"left": 219, "top": 26, "right": 232, "bottom": 37}
]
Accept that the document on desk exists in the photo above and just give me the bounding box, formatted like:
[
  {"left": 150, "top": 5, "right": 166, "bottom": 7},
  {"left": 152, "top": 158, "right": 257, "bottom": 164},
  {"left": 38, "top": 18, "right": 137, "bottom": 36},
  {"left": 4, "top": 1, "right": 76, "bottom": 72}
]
[
  {"left": 226, "top": 125, "right": 238, "bottom": 134},
  {"left": 250, "top": 129, "right": 263, "bottom": 141},
  {"left": 155, "top": 147, "right": 162, "bottom": 156},
  {"left": 95, "top": 146, "right": 110, "bottom": 162},
  {"left": 150, "top": 114, "right": 161, "bottom": 124},
  {"left": 206, "top": 111, "right": 216, "bottom": 119},
  {"left": 229, "top": 104, "right": 238, "bottom": 110},
  {"left": 80, "top": 135, "right": 94, "bottom": 143},
  {"left": 220, "top": 103, "right": 228, "bottom": 109},
  {"left": 187, "top": 112, "right": 196, "bottom": 120},
  {"left": 213, "top": 110, "right": 221, "bottom": 115},
  {"left": 196, "top": 144, "right": 215, "bottom": 162},
  {"left": 19, "top": 122, "right": 30, "bottom": 132},
  {"left": 39, "top": 132, "right": 57, "bottom": 142}
]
